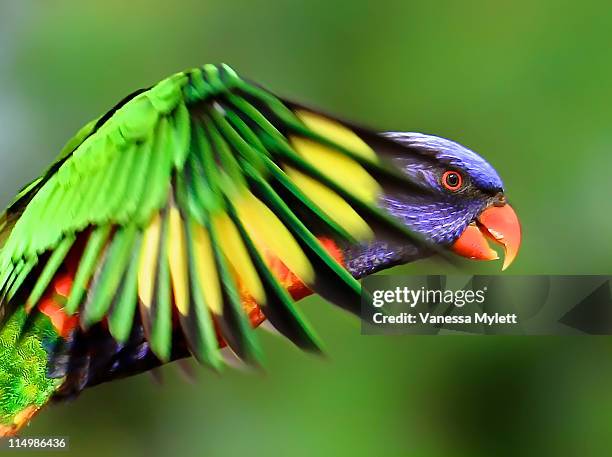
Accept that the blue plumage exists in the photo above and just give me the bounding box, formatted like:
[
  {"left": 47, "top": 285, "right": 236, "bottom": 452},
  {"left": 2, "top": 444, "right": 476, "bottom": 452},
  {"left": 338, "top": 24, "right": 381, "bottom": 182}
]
[
  {"left": 384, "top": 132, "right": 504, "bottom": 193},
  {"left": 346, "top": 132, "right": 508, "bottom": 276}
]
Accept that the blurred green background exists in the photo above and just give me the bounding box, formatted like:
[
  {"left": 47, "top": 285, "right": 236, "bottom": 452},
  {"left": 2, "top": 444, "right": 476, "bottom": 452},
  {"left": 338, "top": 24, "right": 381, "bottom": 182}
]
[{"left": 1, "top": 0, "right": 612, "bottom": 455}]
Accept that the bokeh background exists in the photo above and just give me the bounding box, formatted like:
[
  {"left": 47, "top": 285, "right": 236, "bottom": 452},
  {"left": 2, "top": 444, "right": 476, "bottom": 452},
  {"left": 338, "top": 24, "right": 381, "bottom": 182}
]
[{"left": 1, "top": 0, "right": 612, "bottom": 455}]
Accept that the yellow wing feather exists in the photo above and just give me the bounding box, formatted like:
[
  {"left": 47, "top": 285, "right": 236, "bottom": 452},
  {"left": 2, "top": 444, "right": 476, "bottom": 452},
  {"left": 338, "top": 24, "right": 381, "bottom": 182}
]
[
  {"left": 235, "top": 192, "right": 315, "bottom": 285},
  {"left": 191, "top": 222, "right": 222, "bottom": 315},
  {"left": 213, "top": 212, "right": 266, "bottom": 305},
  {"left": 285, "top": 166, "right": 374, "bottom": 241},
  {"left": 294, "top": 110, "right": 377, "bottom": 161},
  {"left": 168, "top": 207, "right": 190, "bottom": 316},
  {"left": 138, "top": 213, "right": 162, "bottom": 308}
]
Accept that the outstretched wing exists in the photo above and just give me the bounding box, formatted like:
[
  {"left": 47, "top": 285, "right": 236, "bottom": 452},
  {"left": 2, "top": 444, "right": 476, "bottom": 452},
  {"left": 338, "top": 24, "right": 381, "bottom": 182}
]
[{"left": 0, "top": 64, "right": 433, "bottom": 367}]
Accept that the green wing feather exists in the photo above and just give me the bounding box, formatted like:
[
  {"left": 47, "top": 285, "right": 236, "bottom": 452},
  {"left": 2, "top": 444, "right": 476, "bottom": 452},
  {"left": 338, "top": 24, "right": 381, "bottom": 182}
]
[{"left": 0, "top": 64, "right": 434, "bottom": 364}]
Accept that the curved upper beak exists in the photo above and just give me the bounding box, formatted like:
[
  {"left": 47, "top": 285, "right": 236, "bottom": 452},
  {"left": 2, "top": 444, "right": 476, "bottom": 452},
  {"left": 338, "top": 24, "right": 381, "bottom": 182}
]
[{"left": 451, "top": 202, "right": 522, "bottom": 271}]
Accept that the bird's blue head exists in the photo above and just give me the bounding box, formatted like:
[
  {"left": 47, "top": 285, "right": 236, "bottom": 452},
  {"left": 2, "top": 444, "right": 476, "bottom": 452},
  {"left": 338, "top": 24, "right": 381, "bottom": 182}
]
[{"left": 380, "top": 132, "right": 521, "bottom": 270}]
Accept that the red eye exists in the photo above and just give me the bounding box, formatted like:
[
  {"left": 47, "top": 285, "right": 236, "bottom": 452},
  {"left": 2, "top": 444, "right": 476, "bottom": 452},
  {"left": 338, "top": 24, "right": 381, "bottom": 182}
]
[{"left": 442, "top": 171, "right": 463, "bottom": 191}]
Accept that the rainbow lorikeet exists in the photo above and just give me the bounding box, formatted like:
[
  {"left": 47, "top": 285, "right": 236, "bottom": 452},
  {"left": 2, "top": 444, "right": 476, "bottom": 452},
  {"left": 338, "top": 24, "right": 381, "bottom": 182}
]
[{"left": 0, "top": 64, "right": 521, "bottom": 436}]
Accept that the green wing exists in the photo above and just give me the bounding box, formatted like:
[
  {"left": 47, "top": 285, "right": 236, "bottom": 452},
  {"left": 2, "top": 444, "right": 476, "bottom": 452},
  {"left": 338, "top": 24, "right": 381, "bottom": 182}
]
[
  {"left": 0, "top": 64, "right": 432, "bottom": 367},
  {"left": 0, "top": 88, "right": 146, "bottom": 250}
]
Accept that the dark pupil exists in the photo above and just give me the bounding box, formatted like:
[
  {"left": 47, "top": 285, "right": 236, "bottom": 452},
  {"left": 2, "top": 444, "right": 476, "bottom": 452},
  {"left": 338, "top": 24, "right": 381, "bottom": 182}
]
[{"left": 446, "top": 173, "right": 459, "bottom": 187}]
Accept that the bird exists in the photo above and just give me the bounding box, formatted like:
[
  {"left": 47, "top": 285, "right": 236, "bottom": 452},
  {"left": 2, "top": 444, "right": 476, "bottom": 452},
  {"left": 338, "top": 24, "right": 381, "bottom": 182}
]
[{"left": 0, "top": 63, "right": 521, "bottom": 436}]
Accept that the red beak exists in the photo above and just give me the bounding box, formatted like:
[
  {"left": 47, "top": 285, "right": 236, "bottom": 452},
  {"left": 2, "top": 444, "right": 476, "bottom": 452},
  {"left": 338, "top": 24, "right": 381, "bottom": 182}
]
[{"left": 451, "top": 203, "right": 522, "bottom": 271}]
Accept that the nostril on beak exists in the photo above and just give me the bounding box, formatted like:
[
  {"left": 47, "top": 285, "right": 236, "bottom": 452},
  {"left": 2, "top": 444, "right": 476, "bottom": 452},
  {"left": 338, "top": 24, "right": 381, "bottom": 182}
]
[{"left": 493, "top": 194, "right": 507, "bottom": 206}]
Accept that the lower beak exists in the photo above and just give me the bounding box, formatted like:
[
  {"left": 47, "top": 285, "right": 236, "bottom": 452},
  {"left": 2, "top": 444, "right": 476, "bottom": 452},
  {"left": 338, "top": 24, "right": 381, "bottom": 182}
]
[{"left": 451, "top": 203, "right": 522, "bottom": 271}]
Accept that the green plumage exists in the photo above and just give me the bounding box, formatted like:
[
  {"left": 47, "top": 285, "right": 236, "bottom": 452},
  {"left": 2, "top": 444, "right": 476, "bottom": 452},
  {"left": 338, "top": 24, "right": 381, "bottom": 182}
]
[{"left": 0, "top": 308, "right": 62, "bottom": 426}]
